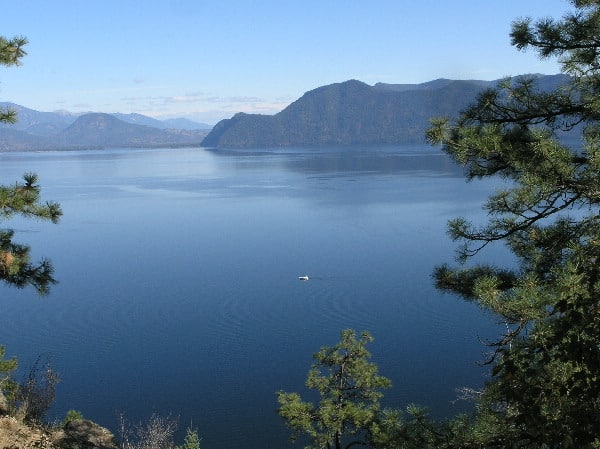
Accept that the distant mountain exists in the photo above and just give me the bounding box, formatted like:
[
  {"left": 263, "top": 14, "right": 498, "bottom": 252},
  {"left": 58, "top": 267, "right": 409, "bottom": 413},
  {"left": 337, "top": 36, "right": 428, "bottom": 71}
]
[
  {"left": 111, "top": 113, "right": 210, "bottom": 130},
  {"left": 0, "top": 105, "right": 210, "bottom": 150},
  {"left": 0, "top": 102, "right": 75, "bottom": 134},
  {"left": 202, "top": 74, "right": 571, "bottom": 148},
  {"left": 53, "top": 113, "right": 207, "bottom": 148},
  {"left": 0, "top": 128, "right": 50, "bottom": 152},
  {"left": 160, "top": 117, "right": 212, "bottom": 130},
  {"left": 0, "top": 75, "right": 571, "bottom": 151},
  {"left": 111, "top": 112, "right": 167, "bottom": 129}
]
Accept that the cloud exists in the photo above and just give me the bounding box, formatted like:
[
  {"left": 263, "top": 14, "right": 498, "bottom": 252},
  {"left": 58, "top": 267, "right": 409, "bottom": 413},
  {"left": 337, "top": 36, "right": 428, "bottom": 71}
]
[
  {"left": 161, "top": 93, "right": 264, "bottom": 106},
  {"left": 121, "top": 91, "right": 290, "bottom": 114},
  {"left": 88, "top": 88, "right": 295, "bottom": 125}
]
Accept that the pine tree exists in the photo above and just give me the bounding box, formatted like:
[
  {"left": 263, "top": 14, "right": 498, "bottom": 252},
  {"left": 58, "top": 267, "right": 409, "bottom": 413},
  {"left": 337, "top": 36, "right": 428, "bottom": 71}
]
[
  {"left": 0, "top": 36, "right": 27, "bottom": 124},
  {"left": 426, "top": 1, "right": 600, "bottom": 446},
  {"left": 177, "top": 426, "right": 201, "bottom": 449},
  {"left": 278, "top": 330, "right": 392, "bottom": 449},
  {"left": 0, "top": 35, "right": 61, "bottom": 295}
]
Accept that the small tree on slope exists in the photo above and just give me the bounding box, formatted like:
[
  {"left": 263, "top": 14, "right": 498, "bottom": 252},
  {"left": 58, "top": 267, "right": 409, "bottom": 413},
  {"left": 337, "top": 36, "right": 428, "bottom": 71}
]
[{"left": 277, "top": 330, "right": 391, "bottom": 449}]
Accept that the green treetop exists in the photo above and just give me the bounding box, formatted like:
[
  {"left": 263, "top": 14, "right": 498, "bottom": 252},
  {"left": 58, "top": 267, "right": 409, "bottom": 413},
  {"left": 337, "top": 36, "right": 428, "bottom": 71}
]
[
  {"left": 278, "top": 330, "right": 392, "bottom": 449},
  {"left": 426, "top": 1, "right": 600, "bottom": 447}
]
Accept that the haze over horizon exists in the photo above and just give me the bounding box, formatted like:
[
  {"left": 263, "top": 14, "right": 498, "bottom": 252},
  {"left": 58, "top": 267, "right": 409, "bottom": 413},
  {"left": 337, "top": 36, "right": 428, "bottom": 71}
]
[{"left": 3, "top": 1, "right": 572, "bottom": 125}]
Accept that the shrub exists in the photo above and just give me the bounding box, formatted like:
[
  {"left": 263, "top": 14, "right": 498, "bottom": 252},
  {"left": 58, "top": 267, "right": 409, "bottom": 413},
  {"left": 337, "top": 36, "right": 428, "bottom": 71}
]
[
  {"left": 15, "top": 355, "right": 59, "bottom": 423},
  {"left": 61, "top": 409, "right": 84, "bottom": 427},
  {"left": 119, "top": 413, "right": 178, "bottom": 449}
]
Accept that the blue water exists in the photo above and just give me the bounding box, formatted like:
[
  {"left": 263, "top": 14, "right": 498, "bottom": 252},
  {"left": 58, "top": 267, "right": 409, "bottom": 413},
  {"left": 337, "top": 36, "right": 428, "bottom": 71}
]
[{"left": 0, "top": 145, "right": 508, "bottom": 449}]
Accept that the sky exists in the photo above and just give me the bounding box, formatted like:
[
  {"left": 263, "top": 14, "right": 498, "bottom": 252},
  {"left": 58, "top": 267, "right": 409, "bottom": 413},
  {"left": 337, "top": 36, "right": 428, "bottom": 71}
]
[{"left": 1, "top": 1, "right": 575, "bottom": 125}]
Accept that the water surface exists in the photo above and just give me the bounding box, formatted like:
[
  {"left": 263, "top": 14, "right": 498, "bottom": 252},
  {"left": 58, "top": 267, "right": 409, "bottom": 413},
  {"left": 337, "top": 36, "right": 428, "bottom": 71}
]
[{"left": 0, "top": 145, "right": 508, "bottom": 449}]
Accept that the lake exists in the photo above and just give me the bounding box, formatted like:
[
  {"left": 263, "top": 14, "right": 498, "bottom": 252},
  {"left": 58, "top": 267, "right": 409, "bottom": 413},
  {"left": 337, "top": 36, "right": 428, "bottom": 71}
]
[{"left": 0, "top": 145, "right": 508, "bottom": 449}]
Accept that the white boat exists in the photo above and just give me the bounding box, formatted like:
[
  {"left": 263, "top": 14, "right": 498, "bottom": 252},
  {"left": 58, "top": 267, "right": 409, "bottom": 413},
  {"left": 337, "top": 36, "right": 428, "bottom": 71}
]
[{"left": 298, "top": 275, "right": 309, "bottom": 281}]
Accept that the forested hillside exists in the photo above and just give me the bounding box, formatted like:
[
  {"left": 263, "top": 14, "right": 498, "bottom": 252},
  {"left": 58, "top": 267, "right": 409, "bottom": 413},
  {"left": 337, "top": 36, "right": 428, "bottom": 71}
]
[{"left": 202, "top": 75, "right": 569, "bottom": 148}]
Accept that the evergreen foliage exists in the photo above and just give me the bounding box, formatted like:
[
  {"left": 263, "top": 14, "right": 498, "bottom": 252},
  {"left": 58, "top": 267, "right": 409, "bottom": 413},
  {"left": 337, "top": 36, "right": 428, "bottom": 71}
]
[
  {"left": 0, "top": 34, "right": 61, "bottom": 432},
  {"left": 426, "top": 1, "right": 600, "bottom": 446},
  {"left": 0, "top": 35, "right": 62, "bottom": 294},
  {"left": 176, "top": 426, "right": 201, "bottom": 449},
  {"left": 277, "top": 330, "right": 392, "bottom": 449},
  {"left": 0, "top": 36, "right": 26, "bottom": 125},
  {"left": 61, "top": 409, "right": 84, "bottom": 427}
]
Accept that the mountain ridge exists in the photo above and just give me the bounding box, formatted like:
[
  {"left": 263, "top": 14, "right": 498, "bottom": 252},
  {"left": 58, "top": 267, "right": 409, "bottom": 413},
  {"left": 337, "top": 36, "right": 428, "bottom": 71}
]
[
  {"left": 202, "top": 74, "right": 570, "bottom": 148},
  {"left": 0, "top": 75, "right": 570, "bottom": 151},
  {"left": 0, "top": 103, "right": 212, "bottom": 131},
  {"left": 0, "top": 106, "right": 211, "bottom": 151}
]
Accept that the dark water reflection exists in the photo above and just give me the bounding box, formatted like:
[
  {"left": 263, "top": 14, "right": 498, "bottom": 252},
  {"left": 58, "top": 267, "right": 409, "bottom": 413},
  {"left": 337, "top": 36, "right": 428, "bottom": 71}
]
[{"left": 0, "top": 145, "right": 508, "bottom": 449}]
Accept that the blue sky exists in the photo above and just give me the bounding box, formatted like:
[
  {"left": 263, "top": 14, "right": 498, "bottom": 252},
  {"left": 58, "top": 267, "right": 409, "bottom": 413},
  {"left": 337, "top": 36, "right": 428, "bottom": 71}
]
[{"left": 2, "top": 1, "right": 573, "bottom": 125}]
